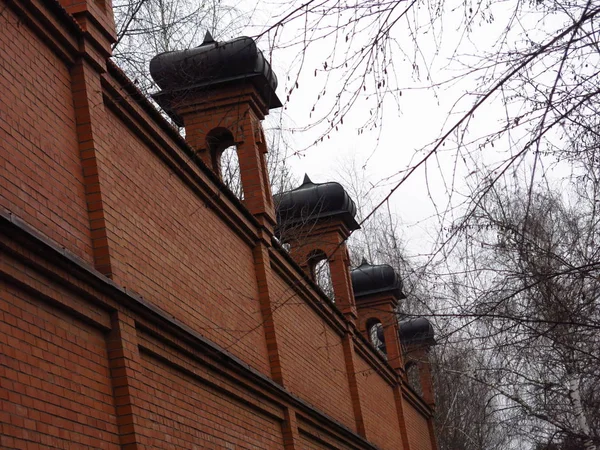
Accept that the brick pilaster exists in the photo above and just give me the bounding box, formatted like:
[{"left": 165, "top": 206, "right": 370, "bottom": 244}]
[
  {"left": 252, "top": 241, "right": 287, "bottom": 385},
  {"left": 405, "top": 345, "right": 438, "bottom": 450},
  {"left": 106, "top": 311, "right": 145, "bottom": 449},
  {"left": 342, "top": 333, "right": 366, "bottom": 437},
  {"left": 356, "top": 295, "right": 405, "bottom": 373},
  {"left": 70, "top": 59, "right": 114, "bottom": 277},
  {"left": 393, "top": 384, "right": 412, "bottom": 450},
  {"left": 408, "top": 347, "right": 435, "bottom": 408},
  {"left": 282, "top": 408, "right": 301, "bottom": 449},
  {"left": 329, "top": 244, "right": 358, "bottom": 320}
]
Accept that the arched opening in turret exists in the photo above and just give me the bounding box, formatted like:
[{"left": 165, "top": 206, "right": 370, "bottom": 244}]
[
  {"left": 206, "top": 128, "right": 244, "bottom": 200},
  {"left": 405, "top": 361, "right": 423, "bottom": 395},
  {"left": 220, "top": 145, "right": 243, "bottom": 200},
  {"left": 307, "top": 250, "right": 333, "bottom": 300},
  {"left": 366, "top": 318, "right": 387, "bottom": 357}
]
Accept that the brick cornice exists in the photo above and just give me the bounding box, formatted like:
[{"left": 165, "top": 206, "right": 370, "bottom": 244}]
[
  {"left": 5, "top": 0, "right": 112, "bottom": 71},
  {"left": 3, "top": 0, "right": 80, "bottom": 64}
]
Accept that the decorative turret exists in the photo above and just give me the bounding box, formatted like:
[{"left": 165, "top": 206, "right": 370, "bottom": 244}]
[
  {"left": 399, "top": 318, "right": 435, "bottom": 346},
  {"left": 400, "top": 318, "right": 436, "bottom": 407},
  {"left": 275, "top": 175, "right": 359, "bottom": 320},
  {"left": 351, "top": 260, "right": 405, "bottom": 372},
  {"left": 352, "top": 260, "right": 405, "bottom": 300},
  {"left": 150, "top": 33, "right": 281, "bottom": 126},
  {"left": 150, "top": 33, "right": 281, "bottom": 230},
  {"left": 276, "top": 174, "right": 359, "bottom": 233}
]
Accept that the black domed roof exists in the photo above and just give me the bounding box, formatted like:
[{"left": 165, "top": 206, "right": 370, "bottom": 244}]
[
  {"left": 399, "top": 318, "right": 435, "bottom": 346},
  {"left": 351, "top": 260, "right": 405, "bottom": 300},
  {"left": 275, "top": 175, "right": 359, "bottom": 232},
  {"left": 150, "top": 32, "right": 281, "bottom": 124}
]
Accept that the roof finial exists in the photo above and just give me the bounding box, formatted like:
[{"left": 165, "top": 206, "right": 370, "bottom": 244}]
[
  {"left": 202, "top": 30, "right": 216, "bottom": 46},
  {"left": 302, "top": 174, "right": 313, "bottom": 184}
]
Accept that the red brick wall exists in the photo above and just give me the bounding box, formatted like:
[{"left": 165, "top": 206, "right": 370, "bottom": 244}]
[
  {"left": 0, "top": 0, "right": 438, "bottom": 447},
  {"left": 95, "top": 108, "right": 271, "bottom": 376},
  {"left": 355, "top": 355, "right": 404, "bottom": 449},
  {"left": 0, "top": 3, "right": 93, "bottom": 264},
  {"left": 270, "top": 272, "right": 356, "bottom": 431},
  {"left": 134, "top": 351, "right": 284, "bottom": 448},
  {"left": 0, "top": 280, "right": 119, "bottom": 449},
  {"left": 404, "top": 399, "right": 433, "bottom": 450}
]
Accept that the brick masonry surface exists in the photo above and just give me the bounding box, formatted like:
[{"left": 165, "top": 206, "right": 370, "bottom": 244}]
[{"left": 0, "top": 0, "right": 438, "bottom": 448}]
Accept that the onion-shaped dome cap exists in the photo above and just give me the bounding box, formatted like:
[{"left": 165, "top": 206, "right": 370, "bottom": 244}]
[
  {"left": 275, "top": 175, "right": 359, "bottom": 231},
  {"left": 149, "top": 32, "right": 281, "bottom": 124},
  {"left": 399, "top": 318, "right": 435, "bottom": 346},
  {"left": 351, "top": 259, "right": 405, "bottom": 300}
]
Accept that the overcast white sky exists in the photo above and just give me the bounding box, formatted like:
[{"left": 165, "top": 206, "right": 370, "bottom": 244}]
[
  {"left": 153, "top": 0, "right": 576, "bottom": 260},
  {"left": 235, "top": 0, "right": 521, "bottom": 254},
  {"left": 111, "top": 0, "right": 584, "bottom": 259}
]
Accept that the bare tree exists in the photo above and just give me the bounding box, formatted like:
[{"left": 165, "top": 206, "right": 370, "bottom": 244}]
[
  {"left": 445, "top": 179, "right": 600, "bottom": 449},
  {"left": 335, "top": 159, "right": 511, "bottom": 447},
  {"left": 432, "top": 343, "right": 512, "bottom": 450},
  {"left": 261, "top": 0, "right": 600, "bottom": 256}
]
